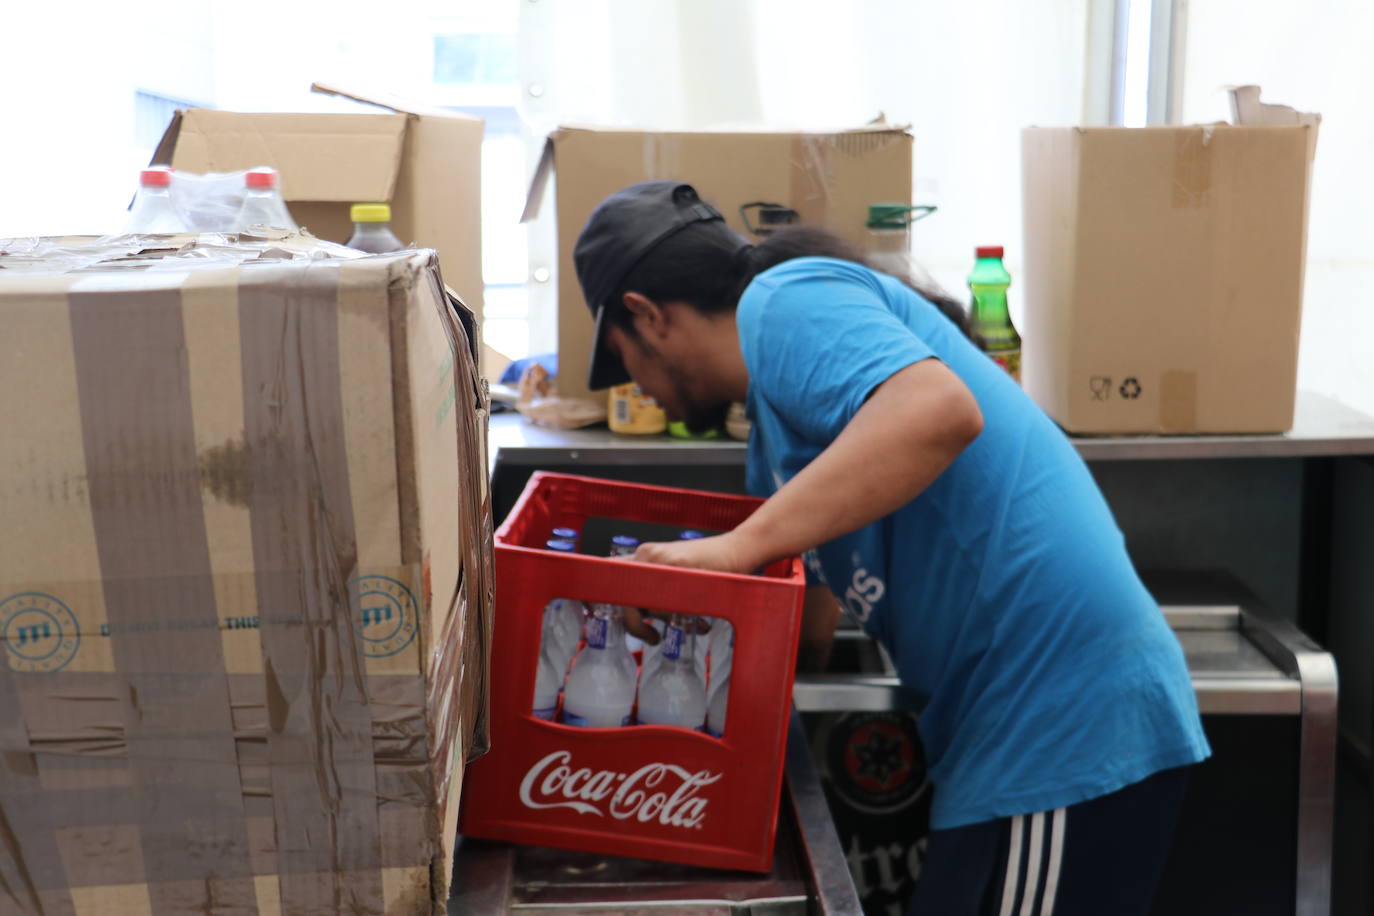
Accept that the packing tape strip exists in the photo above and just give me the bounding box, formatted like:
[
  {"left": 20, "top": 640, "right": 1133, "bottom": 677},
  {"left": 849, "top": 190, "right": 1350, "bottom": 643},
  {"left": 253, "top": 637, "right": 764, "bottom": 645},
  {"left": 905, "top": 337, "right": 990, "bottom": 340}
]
[
  {"left": 237, "top": 260, "right": 387, "bottom": 913},
  {"left": 790, "top": 135, "right": 834, "bottom": 227},
  {"left": 69, "top": 278, "right": 259, "bottom": 912},
  {"left": 1160, "top": 370, "right": 1199, "bottom": 433},
  {"left": 1172, "top": 129, "right": 1213, "bottom": 209}
]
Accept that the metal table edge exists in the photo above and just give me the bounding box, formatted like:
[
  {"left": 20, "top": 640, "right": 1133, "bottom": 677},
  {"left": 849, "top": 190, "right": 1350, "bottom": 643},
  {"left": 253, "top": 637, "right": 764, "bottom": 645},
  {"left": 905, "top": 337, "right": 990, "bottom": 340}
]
[{"left": 785, "top": 706, "right": 864, "bottom": 915}]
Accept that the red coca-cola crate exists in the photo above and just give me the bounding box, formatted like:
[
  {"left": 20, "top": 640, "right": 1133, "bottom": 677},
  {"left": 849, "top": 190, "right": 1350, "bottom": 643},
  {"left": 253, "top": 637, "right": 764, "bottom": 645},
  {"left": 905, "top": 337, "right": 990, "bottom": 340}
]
[{"left": 459, "top": 471, "right": 807, "bottom": 872}]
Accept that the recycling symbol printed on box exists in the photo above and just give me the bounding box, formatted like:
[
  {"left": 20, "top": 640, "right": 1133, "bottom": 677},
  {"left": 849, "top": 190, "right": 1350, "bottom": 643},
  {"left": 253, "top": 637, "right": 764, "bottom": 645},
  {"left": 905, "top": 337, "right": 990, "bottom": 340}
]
[{"left": 1088, "top": 376, "right": 1143, "bottom": 401}]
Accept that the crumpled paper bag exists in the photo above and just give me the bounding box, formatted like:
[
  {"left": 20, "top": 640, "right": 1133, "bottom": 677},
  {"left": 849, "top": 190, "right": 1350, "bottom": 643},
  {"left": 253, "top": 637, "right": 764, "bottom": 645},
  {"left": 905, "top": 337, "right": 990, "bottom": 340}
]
[{"left": 515, "top": 363, "right": 607, "bottom": 429}]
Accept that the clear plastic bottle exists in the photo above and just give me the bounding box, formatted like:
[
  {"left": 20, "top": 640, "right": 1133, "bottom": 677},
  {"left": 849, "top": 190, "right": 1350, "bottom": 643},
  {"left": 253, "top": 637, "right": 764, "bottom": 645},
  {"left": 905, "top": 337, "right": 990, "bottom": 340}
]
[
  {"left": 865, "top": 203, "right": 937, "bottom": 284},
  {"left": 704, "top": 622, "right": 734, "bottom": 738},
  {"left": 687, "top": 520, "right": 732, "bottom": 737},
  {"left": 676, "top": 530, "right": 713, "bottom": 684},
  {"left": 532, "top": 649, "right": 564, "bottom": 721},
  {"left": 234, "top": 167, "right": 298, "bottom": 232},
  {"left": 608, "top": 534, "right": 638, "bottom": 557},
  {"left": 636, "top": 614, "right": 707, "bottom": 730},
  {"left": 639, "top": 529, "right": 704, "bottom": 683},
  {"left": 123, "top": 167, "right": 186, "bottom": 234},
  {"left": 345, "top": 203, "right": 406, "bottom": 253},
  {"left": 562, "top": 603, "right": 637, "bottom": 728},
  {"left": 542, "top": 538, "right": 586, "bottom": 671},
  {"left": 533, "top": 537, "right": 585, "bottom": 719},
  {"left": 608, "top": 535, "right": 645, "bottom": 680}
]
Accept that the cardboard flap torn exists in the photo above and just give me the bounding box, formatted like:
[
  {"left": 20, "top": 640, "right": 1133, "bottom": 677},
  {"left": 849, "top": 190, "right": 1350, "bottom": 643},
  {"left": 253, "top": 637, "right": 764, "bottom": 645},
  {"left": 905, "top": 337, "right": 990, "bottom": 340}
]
[
  {"left": 1229, "top": 85, "right": 1321, "bottom": 161},
  {"left": 1228, "top": 86, "right": 1321, "bottom": 129},
  {"left": 311, "top": 80, "right": 482, "bottom": 123},
  {"left": 520, "top": 137, "right": 558, "bottom": 223},
  {"left": 171, "top": 109, "right": 408, "bottom": 203},
  {"left": 149, "top": 110, "right": 184, "bottom": 167}
]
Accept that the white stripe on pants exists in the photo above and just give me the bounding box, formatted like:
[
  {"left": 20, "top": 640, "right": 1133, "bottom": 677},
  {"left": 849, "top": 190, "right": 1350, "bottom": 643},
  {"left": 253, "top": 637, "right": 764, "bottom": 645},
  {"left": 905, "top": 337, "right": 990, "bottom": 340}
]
[
  {"left": 998, "top": 809, "right": 1067, "bottom": 915},
  {"left": 998, "top": 816, "right": 1024, "bottom": 916}
]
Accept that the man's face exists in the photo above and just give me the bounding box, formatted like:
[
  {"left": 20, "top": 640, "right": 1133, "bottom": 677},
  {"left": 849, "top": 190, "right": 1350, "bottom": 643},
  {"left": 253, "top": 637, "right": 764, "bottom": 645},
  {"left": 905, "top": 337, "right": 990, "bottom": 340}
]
[{"left": 605, "top": 321, "right": 730, "bottom": 434}]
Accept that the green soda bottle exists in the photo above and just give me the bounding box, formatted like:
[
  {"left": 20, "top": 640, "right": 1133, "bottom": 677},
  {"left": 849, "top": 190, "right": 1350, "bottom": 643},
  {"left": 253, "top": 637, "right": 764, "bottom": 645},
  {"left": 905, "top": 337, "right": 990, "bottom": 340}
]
[{"left": 968, "top": 246, "right": 1021, "bottom": 383}]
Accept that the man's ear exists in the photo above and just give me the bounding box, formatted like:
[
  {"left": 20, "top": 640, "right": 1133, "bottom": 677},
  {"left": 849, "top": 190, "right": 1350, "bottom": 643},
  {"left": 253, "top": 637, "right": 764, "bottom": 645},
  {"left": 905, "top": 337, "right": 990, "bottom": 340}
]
[{"left": 622, "top": 291, "right": 668, "bottom": 340}]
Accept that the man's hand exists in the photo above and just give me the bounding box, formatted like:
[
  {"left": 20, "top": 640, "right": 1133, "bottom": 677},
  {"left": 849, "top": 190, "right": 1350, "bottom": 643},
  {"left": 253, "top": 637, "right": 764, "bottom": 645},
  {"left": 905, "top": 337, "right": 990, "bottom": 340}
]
[
  {"left": 619, "top": 533, "right": 757, "bottom": 643},
  {"left": 630, "top": 531, "right": 761, "bottom": 576}
]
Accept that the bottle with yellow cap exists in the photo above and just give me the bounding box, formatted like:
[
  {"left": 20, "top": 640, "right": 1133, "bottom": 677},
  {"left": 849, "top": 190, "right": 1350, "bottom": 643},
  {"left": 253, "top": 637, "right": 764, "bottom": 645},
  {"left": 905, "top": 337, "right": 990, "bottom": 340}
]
[{"left": 346, "top": 203, "right": 406, "bottom": 253}]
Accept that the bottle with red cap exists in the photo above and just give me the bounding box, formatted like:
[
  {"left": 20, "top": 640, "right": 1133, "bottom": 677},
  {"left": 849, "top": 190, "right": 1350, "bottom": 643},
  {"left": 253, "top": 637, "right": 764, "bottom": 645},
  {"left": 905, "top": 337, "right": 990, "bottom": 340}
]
[
  {"left": 969, "top": 245, "right": 1021, "bottom": 383},
  {"left": 123, "top": 166, "right": 186, "bottom": 234},
  {"left": 234, "top": 166, "right": 299, "bottom": 233}
]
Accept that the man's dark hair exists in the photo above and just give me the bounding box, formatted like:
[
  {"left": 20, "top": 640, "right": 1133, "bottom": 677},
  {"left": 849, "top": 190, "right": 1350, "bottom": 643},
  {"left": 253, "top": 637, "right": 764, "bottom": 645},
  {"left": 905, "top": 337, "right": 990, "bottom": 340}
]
[{"left": 612, "top": 222, "right": 976, "bottom": 341}]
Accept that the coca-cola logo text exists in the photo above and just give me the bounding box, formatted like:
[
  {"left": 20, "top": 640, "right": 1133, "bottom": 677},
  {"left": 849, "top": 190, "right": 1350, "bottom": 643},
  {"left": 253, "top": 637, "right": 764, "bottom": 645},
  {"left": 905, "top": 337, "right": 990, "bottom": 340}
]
[{"left": 518, "top": 751, "right": 721, "bottom": 830}]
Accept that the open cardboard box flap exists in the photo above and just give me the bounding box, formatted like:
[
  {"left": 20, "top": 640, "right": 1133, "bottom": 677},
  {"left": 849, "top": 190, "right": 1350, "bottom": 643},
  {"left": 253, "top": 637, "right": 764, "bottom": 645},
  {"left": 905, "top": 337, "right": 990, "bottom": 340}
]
[
  {"left": 164, "top": 108, "right": 407, "bottom": 202},
  {"left": 153, "top": 82, "right": 485, "bottom": 204},
  {"left": 311, "top": 79, "right": 483, "bottom": 122},
  {"left": 146, "top": 83, "right": 486, "bottom": 337},
  {"left": 521, "top": 120, "right": 913, "bottom": 223}
]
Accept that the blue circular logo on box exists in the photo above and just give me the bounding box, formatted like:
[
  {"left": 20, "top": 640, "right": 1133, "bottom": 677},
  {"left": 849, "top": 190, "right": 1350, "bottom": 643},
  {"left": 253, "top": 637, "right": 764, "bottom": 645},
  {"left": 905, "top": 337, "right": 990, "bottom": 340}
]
[
  {"left": 352, "top": 575, "right": 418, "bottom": 658},
  {"left": 1, "top": 592, "right": 80, "bottom": 673}
]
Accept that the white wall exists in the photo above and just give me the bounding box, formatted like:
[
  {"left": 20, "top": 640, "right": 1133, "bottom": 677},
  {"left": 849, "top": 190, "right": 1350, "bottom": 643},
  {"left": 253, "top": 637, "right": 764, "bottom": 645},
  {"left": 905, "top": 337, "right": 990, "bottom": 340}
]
[
  {"left": 0, "top": 0, "right": 502, "bottom": 237},
  {"left": 207, "top": 0, "right": 435, "bottom": 114},
  {"left": 1180, "top": 0, "right": 1374, "bottom": 417},
  {"left": 0, "top": 8, "right": 195, "bottom": 236},
  {"left": 750, "top": 0, "right": 1089, "bottom": 312},
  {"left": 3, "top": 0, "right": 1368, "bottom": 414}
]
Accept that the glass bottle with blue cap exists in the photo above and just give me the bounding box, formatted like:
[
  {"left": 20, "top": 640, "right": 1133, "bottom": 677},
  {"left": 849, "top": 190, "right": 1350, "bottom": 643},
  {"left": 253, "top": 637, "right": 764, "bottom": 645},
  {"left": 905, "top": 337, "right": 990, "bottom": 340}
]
[{"left": 533, "top": 537, "right": 583, "bottom": 719}]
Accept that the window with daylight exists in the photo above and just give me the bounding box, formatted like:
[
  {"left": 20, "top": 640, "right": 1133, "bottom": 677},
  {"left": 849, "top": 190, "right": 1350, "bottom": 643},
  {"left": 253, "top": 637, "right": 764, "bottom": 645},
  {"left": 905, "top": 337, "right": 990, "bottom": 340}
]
[
  {"left": 433, "top": 33, "right": 519, "bottom": 85},
  {"left": 134, "top": 90, "right": 207, "bottom": 157}
]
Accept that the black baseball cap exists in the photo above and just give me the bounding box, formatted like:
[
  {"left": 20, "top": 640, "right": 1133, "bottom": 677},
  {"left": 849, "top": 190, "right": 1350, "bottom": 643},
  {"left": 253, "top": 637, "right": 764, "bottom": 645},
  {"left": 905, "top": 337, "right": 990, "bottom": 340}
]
[{"left": 573, "top": 180, "right": 747, "bottom": 391}]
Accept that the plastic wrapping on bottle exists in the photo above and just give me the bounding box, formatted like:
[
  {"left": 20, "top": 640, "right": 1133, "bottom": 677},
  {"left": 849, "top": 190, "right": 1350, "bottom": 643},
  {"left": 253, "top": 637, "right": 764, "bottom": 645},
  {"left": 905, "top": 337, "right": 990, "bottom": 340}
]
[{"left": 116, "top": 167, "right": 303, "bottom": 235}]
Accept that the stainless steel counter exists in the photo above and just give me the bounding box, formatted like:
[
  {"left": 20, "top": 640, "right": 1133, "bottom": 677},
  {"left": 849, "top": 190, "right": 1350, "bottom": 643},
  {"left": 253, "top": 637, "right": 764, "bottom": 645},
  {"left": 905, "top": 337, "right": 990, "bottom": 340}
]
[{"left": 490, "top": 391, "right": 1374, "bottom": 471}]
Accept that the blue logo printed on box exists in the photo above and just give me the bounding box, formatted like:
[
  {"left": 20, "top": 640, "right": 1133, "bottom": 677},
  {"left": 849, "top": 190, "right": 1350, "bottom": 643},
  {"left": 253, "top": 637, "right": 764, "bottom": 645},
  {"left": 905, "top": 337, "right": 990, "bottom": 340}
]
[
  {"left": 352, "top": 575, "right": 418, "bottom": 658},
  {"left": 1, "top": 592, "right": 81, "bottom": 673}
]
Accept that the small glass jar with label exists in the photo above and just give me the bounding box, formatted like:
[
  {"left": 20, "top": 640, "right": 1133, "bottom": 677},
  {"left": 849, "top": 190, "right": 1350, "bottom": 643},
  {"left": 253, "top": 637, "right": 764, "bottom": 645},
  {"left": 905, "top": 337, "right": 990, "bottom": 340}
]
[{"left": 608, "top": 383, "right": 667, "bottom": 435}]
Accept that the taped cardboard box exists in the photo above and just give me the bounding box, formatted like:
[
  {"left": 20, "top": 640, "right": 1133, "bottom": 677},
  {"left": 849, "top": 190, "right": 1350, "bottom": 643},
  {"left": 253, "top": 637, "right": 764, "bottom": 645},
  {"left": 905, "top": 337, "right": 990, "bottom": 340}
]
[
  {"left": 151, "top": 82, "right": 485, "bottom": 328},
  {"left": 523, "top": 124, "right": 914, "bottom": 405},
  {"left": 0, "top": 234, "right": 493, "bottom": 915},
  {"left": 1020, "top": 89, "right": 1319, "bottom": 434}
]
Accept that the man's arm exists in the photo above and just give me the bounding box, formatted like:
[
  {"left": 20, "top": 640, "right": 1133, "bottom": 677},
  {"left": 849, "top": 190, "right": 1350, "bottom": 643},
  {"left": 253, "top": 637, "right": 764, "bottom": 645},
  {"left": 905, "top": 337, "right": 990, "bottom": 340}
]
[
  {"left": 797, "top": 586, "right": 842, "bottom": 673},
  {"left": 634, "top": 358, "right": 982, "bottom": 573}
]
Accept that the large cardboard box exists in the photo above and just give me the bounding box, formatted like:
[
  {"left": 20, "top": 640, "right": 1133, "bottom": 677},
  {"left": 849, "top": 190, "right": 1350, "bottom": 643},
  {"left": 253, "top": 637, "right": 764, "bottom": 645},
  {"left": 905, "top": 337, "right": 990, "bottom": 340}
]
[
  {"left": 0, "top": 234, "right": 493, "bottom": 914},
  {"left": 151, "top": 83, "right": 485, "bottom": 326},
  {"left": 523, "top": 124, "right": 914, "bottom": 404},
  {"left": 1021, "top": 117, "right": 1318, "bottom": 434}
]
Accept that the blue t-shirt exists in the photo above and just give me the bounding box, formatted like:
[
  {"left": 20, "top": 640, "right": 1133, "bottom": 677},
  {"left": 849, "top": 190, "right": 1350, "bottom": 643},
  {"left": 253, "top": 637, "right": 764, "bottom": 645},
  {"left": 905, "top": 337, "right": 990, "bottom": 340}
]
[{"left": 738, "top": 257, "right": 1210, "bottom": 830}]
